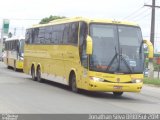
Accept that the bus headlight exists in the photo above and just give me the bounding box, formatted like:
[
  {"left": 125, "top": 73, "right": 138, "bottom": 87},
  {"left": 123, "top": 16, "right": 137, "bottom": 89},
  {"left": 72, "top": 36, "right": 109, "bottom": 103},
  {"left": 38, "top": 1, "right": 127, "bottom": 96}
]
[
  {"left": 132, "top": 79, "right": 143, "bottom": 83},
  {"left": 19, "top": 57, "right": 24, "bottom": 61},
  {"left": 90, "top": 77, "right": 104, "bottom": 82}
]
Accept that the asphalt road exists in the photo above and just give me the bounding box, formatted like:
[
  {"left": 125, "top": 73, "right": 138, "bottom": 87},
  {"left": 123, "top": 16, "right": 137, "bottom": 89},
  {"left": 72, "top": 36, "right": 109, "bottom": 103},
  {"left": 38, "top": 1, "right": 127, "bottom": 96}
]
[{"left": 0, "top": 62, "right": 160, "bottom": 114}]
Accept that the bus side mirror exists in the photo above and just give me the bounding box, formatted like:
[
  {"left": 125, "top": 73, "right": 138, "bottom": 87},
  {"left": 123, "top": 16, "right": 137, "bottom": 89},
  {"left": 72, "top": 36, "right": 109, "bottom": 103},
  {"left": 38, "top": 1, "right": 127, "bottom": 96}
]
[
  {"left": 143, "top": 40, "right": 153, "bottom": 59},
  {"left": 86, "top": 35, "right": 93, "bottom": 55}
]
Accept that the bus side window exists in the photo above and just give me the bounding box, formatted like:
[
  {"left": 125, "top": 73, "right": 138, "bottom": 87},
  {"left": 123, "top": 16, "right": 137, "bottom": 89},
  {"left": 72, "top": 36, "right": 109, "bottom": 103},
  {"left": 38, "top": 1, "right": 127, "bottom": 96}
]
[
  {"left": 52, "top": 25, "right": 59, "bottom": 44},
  {"left": 79, "top": 22, "right": 88, "bottom": 68},
  {"left": 34, "top": 28, "right": 40, "bottom": 44},
  {"left": 59, "top": 24, "right": 65, "bottom": 44},
  {"left": 25, "top": 29, "right": 33, "bottom": 44},
  {"left": 38, "top": 27, "right": 45, "bottom": 44},
  {"left": 45, "top": 26, "right": 52, "bottom": 44},
  {"left": 69, "top": 22, "right": 79, "bottom": 45},
  {"left": 63, "top": 24, "right": 70, "bottom": 44},
  {"left": 25, "top": 29, "right": 30, "bottom": 44},
  {"left": 14, "top": 40, "right": 16, "bottom": 51},
  {"left": 16, "top": 41, "right": 19, "bottom": 52}
]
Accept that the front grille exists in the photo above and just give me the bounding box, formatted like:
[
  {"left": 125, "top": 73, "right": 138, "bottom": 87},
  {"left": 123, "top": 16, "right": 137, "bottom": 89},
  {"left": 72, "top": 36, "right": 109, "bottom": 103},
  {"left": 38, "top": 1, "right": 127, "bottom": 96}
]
[{"left": 104, "top": 80, "right": 132, "bottom": 83}]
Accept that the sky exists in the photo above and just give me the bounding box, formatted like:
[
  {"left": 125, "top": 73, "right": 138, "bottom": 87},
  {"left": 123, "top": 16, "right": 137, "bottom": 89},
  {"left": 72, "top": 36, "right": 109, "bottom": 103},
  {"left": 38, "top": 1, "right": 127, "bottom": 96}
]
[{"left": 0, "top": 0, "right": 160, "bottom": 51}]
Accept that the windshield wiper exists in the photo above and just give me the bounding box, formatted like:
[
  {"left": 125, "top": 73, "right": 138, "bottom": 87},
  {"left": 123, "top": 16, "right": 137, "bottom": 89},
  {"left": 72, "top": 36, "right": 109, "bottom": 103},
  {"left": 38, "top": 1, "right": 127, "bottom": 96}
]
[
  {"left": 120, "top": 54, "right": 133, "bottom": 73},
  {"left": 106, "top": 47, "right": 133, "bottom": 73},
  {"left": 119, "top": 48, "right": 133, "bottom": 73},
  {"left": 106, "top": 47, "right": 118, "bottom": 72}
]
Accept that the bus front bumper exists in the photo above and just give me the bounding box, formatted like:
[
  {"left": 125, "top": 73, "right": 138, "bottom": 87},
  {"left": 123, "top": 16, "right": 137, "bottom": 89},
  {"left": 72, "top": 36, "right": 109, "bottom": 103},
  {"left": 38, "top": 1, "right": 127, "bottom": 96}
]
[
  {"left": 16, "top": 61, "right": 23, "bottom": 69},
  {"left": 87, "top": 81, "right": 143, "bottom": 92}
]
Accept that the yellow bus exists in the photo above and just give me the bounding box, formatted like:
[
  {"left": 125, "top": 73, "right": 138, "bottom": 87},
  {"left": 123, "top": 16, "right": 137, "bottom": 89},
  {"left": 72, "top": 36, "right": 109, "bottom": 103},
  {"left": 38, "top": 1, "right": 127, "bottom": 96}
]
[
  {"left": 23, "top": 17, "right": 153, "bottom": 96},
  {"left": 4, "top": 36, "right": 25, "bottom": 71}
]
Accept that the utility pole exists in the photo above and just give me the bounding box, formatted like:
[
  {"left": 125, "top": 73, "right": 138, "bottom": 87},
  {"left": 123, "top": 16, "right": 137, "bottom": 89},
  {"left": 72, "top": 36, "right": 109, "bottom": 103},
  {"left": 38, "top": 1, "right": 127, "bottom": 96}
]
[
  {"left": 148, "top": 0, "right": 155, "bottom": 47},
  {"left": 144, "top": 0, "right": 160, "bottom": 47},
  {"left": 144, "top": 0, "right": 160, "bottom": 78}
]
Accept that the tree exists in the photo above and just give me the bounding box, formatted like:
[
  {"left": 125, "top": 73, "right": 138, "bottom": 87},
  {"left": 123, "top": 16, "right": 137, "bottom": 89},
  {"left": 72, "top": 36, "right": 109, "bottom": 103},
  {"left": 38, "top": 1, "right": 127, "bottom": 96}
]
[{"left": 39, "top": 15, "right": 66, "bottom": 24}]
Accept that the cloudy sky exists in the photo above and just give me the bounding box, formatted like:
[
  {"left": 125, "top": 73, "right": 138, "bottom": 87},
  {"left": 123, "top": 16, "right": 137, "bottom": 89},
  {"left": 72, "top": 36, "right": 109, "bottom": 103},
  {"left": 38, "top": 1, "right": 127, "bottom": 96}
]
[{"left": 0, "top": 0, "right": 160, "bottom": 51}]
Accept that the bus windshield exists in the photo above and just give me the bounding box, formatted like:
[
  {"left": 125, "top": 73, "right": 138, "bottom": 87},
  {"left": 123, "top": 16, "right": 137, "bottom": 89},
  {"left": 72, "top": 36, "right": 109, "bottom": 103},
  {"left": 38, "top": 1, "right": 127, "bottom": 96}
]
[{"left": 89, "top": 24, "right": 144, "bottom": 74}]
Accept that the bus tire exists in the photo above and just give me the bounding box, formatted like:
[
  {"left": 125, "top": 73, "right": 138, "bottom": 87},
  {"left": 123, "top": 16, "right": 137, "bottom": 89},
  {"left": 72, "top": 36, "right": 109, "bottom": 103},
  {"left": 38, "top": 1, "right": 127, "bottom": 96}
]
[
  {"left": 14, "top": 61, "right": 17, "bottom": 71},
  {"left": 31, "top": 65, "right": 36, "bottom": 81},
  {"left": 113, "top": 92, "right": 123, "bottom": 97},
  {"left": 70, "top": 73, "right": 78, "bottom": 93},
  {"left": 37, "top": 66, "right": 43, "bottom": 83},
  {"left": 7, "top": 59, "right": 10, "bottom": 69}
]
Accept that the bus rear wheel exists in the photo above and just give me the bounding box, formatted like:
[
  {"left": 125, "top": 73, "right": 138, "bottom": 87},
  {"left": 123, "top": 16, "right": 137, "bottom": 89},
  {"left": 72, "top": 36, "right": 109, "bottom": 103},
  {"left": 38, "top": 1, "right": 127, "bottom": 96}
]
[
  {"left": 7, "top": 66, "right": 10, "bottom": 69},
  {"left": 70, "top": 73, "right": 78, "bottom": 93},
  {"left": 31, "top": 66, "right": 36, "bottom": 81},
  {"left": 37, "top": 66, "right": 43, "bottom": 82},
  {"left": 14, "top": 61, "right": 17, "bottom": 71},
  {"left": 113, "top": 92, "right": 123, "bottom": 97}
]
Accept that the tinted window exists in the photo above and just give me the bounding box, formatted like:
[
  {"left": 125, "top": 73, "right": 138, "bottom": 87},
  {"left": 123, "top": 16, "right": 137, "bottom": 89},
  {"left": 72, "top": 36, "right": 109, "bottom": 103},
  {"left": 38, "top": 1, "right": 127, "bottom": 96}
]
[
  {"left": 25, "top": 22, "right": 78, "bottom": 45},
  {"left": 25, "top": 29, "right": 32, "bottom": 44},
  {"left": 119, "top": 26, "right": 141, "bottom": 46},
  {"left": 31, "top": 29, "right": 36, "bottom": 43},
  {"left": 79, "top": 22, "right": 88, "bottom": 67},
  {"left": 54, "top": 25, "right": 59, "bottom": 44},
  {"left": 51, "top": 24, "right": 65, "bottom": 44},
  {"left": 63, "top": 24, "right": 70, "bottom": 44},
  {"left": 45, "top": 26, "right": 52, "bottom": 44},
  {"left": 38, "top": 27, "right": 45, "bottom": 44},
  {"left": 68, "top": 22, "right": 79, "bottom": 45},
  {"left": 51, "top": 25, "right": 59, "bottom": 44},
  {"left": 51, "top": 31, "right": 57, "bottom": 44},
  {"left": 59, "top": 25, "right": 65, "bottom": 44},
  {"left": 79, "top": 22, "right": 87, "bottom": 46}
]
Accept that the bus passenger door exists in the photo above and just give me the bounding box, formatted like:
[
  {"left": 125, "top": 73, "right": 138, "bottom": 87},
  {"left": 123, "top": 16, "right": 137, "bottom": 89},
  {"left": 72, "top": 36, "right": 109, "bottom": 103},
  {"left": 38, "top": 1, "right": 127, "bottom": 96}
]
[{"left": 79, "top": 22, "right": 88, "bottom": 89}]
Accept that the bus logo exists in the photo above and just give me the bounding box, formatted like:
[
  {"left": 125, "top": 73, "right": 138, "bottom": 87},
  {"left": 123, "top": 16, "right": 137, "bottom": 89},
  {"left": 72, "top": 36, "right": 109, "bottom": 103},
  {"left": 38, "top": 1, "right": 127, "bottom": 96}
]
[{"left": 116, "top": 78, "right": 120, "bottom": 83}]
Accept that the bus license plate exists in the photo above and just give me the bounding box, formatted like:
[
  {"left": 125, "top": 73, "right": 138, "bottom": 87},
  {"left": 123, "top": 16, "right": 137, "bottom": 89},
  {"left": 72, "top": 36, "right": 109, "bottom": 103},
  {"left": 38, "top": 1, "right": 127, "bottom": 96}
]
[{"left": 114, "top": 86, "right": 122, "bottom": 90}]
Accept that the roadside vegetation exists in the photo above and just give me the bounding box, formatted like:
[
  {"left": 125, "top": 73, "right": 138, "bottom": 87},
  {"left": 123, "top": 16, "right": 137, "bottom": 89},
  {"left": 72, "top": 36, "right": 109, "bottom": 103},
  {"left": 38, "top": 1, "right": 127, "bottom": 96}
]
[
  {"left": 39, "top": 15, "right": 66, "bottom": 24},
  {"left": 143, "top": 78, "right": 160, "bottom": 86}
]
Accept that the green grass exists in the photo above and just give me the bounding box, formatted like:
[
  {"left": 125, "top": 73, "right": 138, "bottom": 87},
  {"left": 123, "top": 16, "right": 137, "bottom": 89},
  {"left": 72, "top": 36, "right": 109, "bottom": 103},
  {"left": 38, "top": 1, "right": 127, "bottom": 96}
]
[{"left": 143, "top": 78, "right": 160, "bottom": 86}]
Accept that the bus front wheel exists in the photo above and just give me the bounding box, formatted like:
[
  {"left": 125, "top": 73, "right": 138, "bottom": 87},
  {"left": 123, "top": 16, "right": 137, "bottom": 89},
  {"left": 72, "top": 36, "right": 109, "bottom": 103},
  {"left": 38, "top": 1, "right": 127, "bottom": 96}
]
[
  {"left": 14, "top": 61, "right": 17, "bottom": 71},
  {"left": 70, "top": 73, "right": 78, "bottom": 93},
  {"left": 113, "top": 92, "right": 123, "bottom": 97}
]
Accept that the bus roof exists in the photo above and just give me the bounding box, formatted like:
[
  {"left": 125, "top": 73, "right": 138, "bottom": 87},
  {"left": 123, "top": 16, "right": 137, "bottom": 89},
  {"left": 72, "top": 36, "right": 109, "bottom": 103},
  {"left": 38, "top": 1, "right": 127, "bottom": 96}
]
[
  {"left": 5, "top": 36, "right": 25, "bottom": 42},
  {"left": 30, "top": 17, "right": 139, "bottom": 29}
]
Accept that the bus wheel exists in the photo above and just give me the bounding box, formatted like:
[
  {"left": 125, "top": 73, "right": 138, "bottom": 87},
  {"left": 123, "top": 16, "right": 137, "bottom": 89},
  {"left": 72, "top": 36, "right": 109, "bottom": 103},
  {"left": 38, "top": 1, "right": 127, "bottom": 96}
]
[
  {"left": 113, "top": 92, "right": 123, "bottom": 97},
  {"left": 37, "top": 66, "right": 43, "bottom": 82},
  {"left": 70, "top": 73, "right": 78, "bottom": 93},
  {"left": 14, "top": 61, "right": 17, "bottom": 71},
  {"left": 31, "top": 66, "right": 36, "bottom": 81}
]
